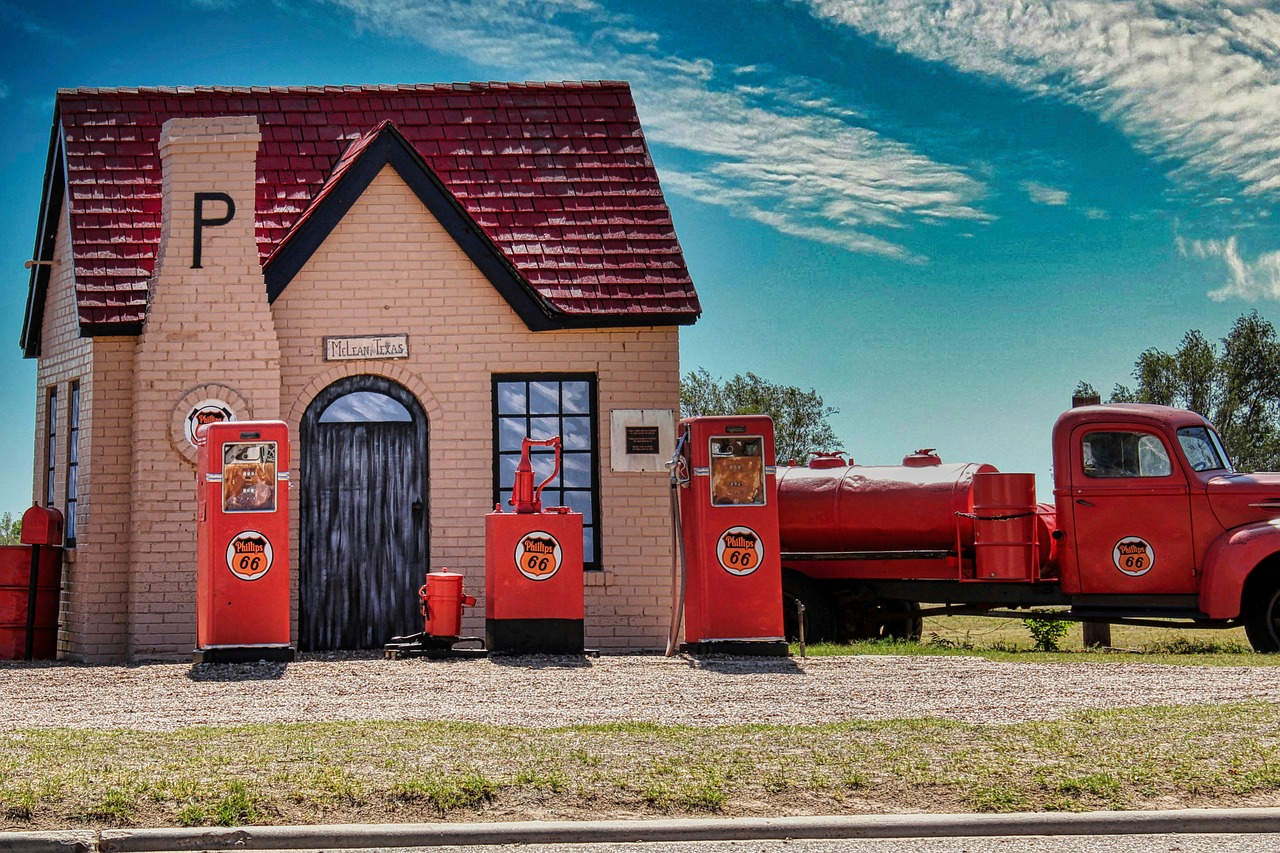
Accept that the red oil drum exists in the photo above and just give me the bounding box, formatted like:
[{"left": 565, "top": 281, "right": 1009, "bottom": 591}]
[
  {"left": 422, "top": 570, "right": 474, "bottom": 639},
  {"left": 0, "top": 545, "right": 62, "bottom": 660},
  {"left": 776, "top": 461, "right": 997, "bottom": 553}
]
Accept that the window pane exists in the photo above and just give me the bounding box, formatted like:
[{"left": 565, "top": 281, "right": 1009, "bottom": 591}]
[
  {"left": 499, "top": 453, "right": 520, "bottom": 485},
  {"left": 499, "top": 417, "right": 527, "bottom": 451},
  {"left": 496, "top": 382, "right": 527, "bottom": 415},
  {"left": 1083, "top": 431, "right": 1171, "bottom": 479},
  {"left": 562, "top": 382, "right": 589, "bottom": 414},
  {"left": 531, "top": 416, "right": 560, "bottom": 441},
  {"left": 564, "top": 490, "right": 594, "bottom": 524},
  {"left": 1178, "top": 427, "right": 1229, "bottom": 472},
  {"left": 530, "top": 381, "right": 560, "bottom": 414},
  {"left": 319, "top": 391, "right": 412, "bottom": 423},
  {"left": 563, "top": 416, "right": 590, "bottom": 450},
  {"left": 582, "top": 527, "right": 595, "bottom": 561},
  {"left": 563, "top": 453, "right": 591, "bottom": 488}
]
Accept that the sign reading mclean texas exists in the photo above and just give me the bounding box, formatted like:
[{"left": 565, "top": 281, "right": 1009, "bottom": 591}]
[{"left": 323, "top": 335, "right": 410, "bottom": 361}]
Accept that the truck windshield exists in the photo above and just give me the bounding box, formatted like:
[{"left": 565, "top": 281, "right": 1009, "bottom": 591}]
[{"left": 1177, "top": 426, "right": 1232, "bottom": 472}]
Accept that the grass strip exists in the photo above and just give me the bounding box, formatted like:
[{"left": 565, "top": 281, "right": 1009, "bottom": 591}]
[{"left": 3, "top": 703, "right": 1280, "bottom": 830}]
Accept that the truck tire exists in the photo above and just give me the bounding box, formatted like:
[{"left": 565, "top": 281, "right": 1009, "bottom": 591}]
[
  {"left": 782, "top": 570, "right": 836, "bottom": 643},
  {"left": 1245, "top": 580, "right": 1280, "bottom": 653},
  {"left": 838, "top": 598, "right": 923, "bottom": 643}
]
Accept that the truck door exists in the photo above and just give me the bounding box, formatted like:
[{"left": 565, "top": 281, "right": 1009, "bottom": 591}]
[{"left": 1069, "top": 425, "right": 1197, "bottom": 595}]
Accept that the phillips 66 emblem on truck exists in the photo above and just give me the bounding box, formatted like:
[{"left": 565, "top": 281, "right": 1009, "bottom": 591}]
[{"left": 1113, "top": 537, "right": 1155, "bottom": 577}]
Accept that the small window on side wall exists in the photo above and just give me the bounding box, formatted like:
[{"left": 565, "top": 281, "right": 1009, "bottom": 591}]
[{"left": 1082, "top": 431, "right": 1172, "bottom": 478}]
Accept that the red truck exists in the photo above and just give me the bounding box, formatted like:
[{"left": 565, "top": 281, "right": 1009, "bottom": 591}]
[{"left": 775, "top": 403, "right": 1280, "bottom": 652}]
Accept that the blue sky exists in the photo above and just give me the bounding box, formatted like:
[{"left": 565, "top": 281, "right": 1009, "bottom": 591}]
[{"left": 2, "top": 0, "right": 1279, "bottom": 515}]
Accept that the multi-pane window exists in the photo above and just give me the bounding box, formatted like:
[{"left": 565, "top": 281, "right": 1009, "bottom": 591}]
[
  {"left": 45, "top": 386, "right": 57, "bottom": 508},
  {"left": 493, "top": 375, "right": 600, "bottom": 568},
  {"left": 66, "top": 382, "right": 80, "bottom": 545}
]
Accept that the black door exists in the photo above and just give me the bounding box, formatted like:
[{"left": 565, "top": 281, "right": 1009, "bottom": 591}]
[{"left": 300, "top": 376, "right": 427, "bottom": 650}]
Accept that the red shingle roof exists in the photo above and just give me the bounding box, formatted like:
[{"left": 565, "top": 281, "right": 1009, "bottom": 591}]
[{"left": 39, "top": 82, "right": 699, "bottom": 338}]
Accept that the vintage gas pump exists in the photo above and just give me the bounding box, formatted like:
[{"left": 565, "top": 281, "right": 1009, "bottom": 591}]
[
  {"left": 194, "top": 420, "right": 295, "bottom": 663},
  {"left": 675, "top": 415, "right": 787, "bottom": 655},
  {"left": 485, "top": 436, "right": 585, "bottom": 654}
]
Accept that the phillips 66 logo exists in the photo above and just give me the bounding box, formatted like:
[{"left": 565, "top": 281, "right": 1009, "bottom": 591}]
[
  {"left": 1113, "top": 537, "right": 1155, "bottom": 577},
  {"left": 717, "top": 526, "right": 763, "bottom": 576},
  {"left": 226, "top": 531, "right": 274, "bottom": 581},
  {"left": 516, "top": 532, "right": 562, "bottom": 581}
]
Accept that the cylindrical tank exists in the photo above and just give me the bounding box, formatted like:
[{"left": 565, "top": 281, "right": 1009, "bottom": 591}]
[
  {"left": 421, "top": 570, "right": 473, "bottom": 639},
  {"left": 776, "top": 460, "right": 997, "bottom": 553}
]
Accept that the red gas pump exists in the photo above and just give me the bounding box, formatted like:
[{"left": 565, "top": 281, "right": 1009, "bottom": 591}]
[
  {"left": 194, "top": 420, "right": 295, "bottom": 663},
  {"left": 674, "top": 415, "right": 787, "bottom": 655},
  {"left": 485, "top": 436, "right": 585, "bottom": 654}
]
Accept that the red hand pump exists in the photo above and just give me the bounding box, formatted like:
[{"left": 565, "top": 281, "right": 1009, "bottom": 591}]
[{"left": 510, "top": 436, "right": 562, "bottom": 514}]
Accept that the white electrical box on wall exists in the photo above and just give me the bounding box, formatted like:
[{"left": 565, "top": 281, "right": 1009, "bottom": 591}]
[{"left": 609, "top": 409, "right": 675, "bottom": 472}]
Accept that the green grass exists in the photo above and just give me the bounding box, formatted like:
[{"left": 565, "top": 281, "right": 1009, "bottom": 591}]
[
  {"left": 792, "top": 613, "right": 1271, "bottom": 664},
  {"left": 5, "top": 704, "right": 1280, "bottom": 829}
]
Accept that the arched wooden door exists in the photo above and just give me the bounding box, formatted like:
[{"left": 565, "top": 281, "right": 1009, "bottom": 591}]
[{"left": 299, "top": 376, "right": 427, "bottom": 650}]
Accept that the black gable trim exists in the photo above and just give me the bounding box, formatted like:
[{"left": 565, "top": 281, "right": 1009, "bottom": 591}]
[
  {"left": 265, "top": 125, "right": 564, "bottom": 331},
  {"left": 20, "top": 118, "right": 67, "bottom": 358}
]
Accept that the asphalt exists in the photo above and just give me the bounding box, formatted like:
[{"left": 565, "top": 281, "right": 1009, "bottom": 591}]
[{"left": 3, "top": 808, "right": 1280, "bottom": 853}]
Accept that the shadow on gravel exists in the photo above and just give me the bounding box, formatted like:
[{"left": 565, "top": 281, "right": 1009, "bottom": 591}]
[
  {"left": 487, "top": 653, "right": 594, "bottom": 669},
  {"left": 187, "top": 661, "right": 289, "bottom": 682},
  {"left": 684, "top": 655, "right": 807, "bottom": 675}
]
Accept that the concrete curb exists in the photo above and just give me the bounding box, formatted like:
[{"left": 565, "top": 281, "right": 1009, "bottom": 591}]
[{"left": 3, "top": 808, "right": 1280, "bottom": 852}]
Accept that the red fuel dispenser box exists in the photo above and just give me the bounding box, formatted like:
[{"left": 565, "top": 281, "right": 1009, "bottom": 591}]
[
  {"left": 195, "top": 420, "right": 295, "bottom": 663},
  {"left": 677, "top": 415, "right": 787, "bottom": 655},
  {"left": 485, "top": 437, "right": 585, "bottom": 654}
]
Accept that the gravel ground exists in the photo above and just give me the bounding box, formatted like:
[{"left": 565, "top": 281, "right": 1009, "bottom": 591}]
[{"left": 2, "top": 653, "right": 1279, "bottom": 731}]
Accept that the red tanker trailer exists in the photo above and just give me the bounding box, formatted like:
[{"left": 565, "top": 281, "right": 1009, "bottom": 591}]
[{"left": 769, "top": 403, "right": 1280, "bottom": 653}]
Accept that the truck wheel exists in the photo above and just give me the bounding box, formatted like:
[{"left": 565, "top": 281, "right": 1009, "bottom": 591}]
[
  {"left": 838, "top": 599, "right": 923, "bottom": 643},
  {"left": 1245, "top": 581, "right": 1280, "bottom": 653},
  {"left": 782, "top": 570, "right": 835, "bottom": 643}
]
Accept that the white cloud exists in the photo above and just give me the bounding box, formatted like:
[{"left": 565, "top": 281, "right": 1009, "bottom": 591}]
[
  {"left": 1178, "top": 234, "right": 1280, "bottom": 301},
  {"left": 798, "top": 0, "right": 1280, "bottom": 199},
  {"left": 325, "top": 0, "right": 991, "bottom": 260},
  {"left": 1021, "top": 181, "right": 1069, "bottom": 206}
]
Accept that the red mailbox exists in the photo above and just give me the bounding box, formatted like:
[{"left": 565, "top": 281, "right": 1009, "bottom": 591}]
[
  {"left": 195, "top": 420, "right": 294, "bottom": 663},
  {"left": 486, "top": 437, "right": 585, "bottom": 654},
  {"left": 676, "top": 415, "right": 787, "bottom": 655}
]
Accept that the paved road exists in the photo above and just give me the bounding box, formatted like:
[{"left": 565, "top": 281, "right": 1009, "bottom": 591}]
[{"left": 377, "top": 836, "right": 1280, "bottom": 852}]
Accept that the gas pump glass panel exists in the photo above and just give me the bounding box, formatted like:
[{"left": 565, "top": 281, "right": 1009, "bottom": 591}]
[
  {"left": 1082, "top": 431, "right": 1172, "bottom": 478},
  {"left": 222, "top": 441, "right": 277, "bottom": 513},
  {"left": 1177, "top": 426, "right": 1233, "bottom": 472},
  {"left": 709, "top": 436, "right": 766, "bottom": 506}
]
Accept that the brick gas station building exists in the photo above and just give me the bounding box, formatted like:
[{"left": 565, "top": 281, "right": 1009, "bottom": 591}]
[{"left": 19, "top": 83, "right": 700, "bottom": 662}]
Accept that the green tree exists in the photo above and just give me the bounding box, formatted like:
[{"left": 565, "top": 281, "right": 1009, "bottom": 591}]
[
  {"left": 0, "top": 512, "right": 20, "bottom": 545},
  {"left": 1108, "top": 311, "right": 1280, "bottom": 471},
  {"left": 680, "top": 368, "right": 841, "bottom": 464}
]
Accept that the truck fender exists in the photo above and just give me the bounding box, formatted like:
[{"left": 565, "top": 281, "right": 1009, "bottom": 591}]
[{"left": 1198, "top": 521, "right": 1280, "bottom": 619}]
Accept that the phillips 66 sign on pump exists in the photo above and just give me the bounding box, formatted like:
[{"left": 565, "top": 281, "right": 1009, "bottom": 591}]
[{"left": 195, "top": 420, "right": 295, "bottom": 662}]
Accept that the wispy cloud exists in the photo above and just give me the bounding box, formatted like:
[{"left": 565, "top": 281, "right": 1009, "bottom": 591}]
[
  {"left": 326, "top": 0, "right": 991, "bottom": 260},
  {"left": 798, "top": 0, "right": 1280, "bottom": 200},
  {"left": 1021, "top": 181, "right": 1069, "bottom": 206},
  {"left": 1178, "top": 234, "right": 1280, "bottom": 301}
]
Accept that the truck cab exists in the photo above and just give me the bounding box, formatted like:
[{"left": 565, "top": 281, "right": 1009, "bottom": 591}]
[{"left": 1053, "top": 404, "right": 1280, "bottom": 650}]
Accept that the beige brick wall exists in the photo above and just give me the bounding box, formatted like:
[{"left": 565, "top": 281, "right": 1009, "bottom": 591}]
[
  {"left": 127, "top": 116, "right": 282, "bottom": 658},
  {"left": 274, "top": 165, "right": 681, "bottom": 650}
]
